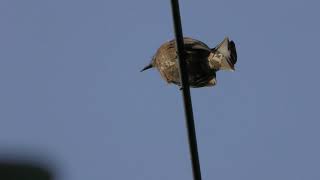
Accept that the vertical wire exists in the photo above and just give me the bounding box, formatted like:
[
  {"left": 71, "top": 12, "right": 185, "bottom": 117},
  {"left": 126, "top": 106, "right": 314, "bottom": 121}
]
[{"left": 170, "top": 1, "right": 202, "bottom": 180}]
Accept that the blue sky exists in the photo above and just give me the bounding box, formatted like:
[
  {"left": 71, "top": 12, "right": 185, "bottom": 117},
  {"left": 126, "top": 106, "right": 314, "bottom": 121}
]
[{"left": 0, "top": 0, "right": 320, "bottom": 179}]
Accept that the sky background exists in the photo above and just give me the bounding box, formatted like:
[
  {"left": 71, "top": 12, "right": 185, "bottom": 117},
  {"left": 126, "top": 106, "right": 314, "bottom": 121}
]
[{"left": 1, "top": 0, "right": 320, "bottom": 179}]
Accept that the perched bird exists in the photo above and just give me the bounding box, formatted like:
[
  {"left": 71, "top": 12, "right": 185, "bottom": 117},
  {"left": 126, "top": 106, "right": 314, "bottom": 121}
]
[{"left": 141, "top": 37, "right": 237, "bottom": 88}]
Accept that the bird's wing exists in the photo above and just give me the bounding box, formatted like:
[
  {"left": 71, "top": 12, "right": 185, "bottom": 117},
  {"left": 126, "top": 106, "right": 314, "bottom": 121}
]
[{"left": 183, "top": 37, "right": 211, "bottom": 53}]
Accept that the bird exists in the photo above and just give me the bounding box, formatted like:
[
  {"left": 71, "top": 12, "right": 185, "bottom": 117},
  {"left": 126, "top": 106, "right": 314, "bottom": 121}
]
[{"left": 141, "top": 37, "right": 237, "bottom": 88}]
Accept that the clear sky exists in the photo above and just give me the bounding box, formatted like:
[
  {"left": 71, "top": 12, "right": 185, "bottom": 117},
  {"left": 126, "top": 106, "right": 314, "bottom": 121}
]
[{"left": 0, "top": 0, "right": 320, "bottom": 180}]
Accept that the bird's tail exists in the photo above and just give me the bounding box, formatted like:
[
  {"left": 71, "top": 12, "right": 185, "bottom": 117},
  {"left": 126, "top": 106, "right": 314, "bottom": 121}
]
[
  {"left": 140, "top": 63, "right": 153, "bottom": 72},
  {"left": 211, "top": 37, "right": 237, "bottom": 71}
]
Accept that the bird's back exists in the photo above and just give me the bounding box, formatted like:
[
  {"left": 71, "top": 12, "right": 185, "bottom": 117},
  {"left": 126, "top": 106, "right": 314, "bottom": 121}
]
[{"left": 153, "top": 38, "right": 215, "bottom": 87}]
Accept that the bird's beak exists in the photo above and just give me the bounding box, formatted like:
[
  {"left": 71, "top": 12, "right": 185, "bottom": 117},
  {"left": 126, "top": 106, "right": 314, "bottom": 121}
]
[{"left": 140, "top": 63, "right": 153, "bottom": 72}]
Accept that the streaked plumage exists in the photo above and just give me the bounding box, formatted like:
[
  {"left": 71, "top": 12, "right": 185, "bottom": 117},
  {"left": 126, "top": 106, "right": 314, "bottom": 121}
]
[{"left": 141, "top": 37, "right": 237, "bottom": 88}]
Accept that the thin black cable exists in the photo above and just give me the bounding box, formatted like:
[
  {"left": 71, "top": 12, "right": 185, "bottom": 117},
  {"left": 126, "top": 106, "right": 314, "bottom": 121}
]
[{"left": 170, "top": 1, "right": 202, "bottom": 180}]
